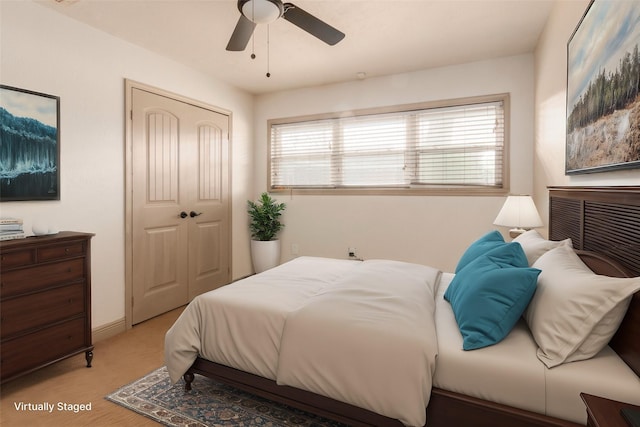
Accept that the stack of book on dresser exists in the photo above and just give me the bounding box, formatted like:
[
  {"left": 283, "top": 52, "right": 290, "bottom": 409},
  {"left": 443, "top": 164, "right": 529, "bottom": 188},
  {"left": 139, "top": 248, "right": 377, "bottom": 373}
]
[{"left": 0, "top": 218, "right": 25, "bottom": 241}]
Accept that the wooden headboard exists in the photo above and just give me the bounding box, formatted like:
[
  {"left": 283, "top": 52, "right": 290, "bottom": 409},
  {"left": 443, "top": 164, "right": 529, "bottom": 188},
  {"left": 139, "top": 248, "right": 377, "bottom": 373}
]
[{"left": 548, "top": 186, "right": 640, "bottom": 377}]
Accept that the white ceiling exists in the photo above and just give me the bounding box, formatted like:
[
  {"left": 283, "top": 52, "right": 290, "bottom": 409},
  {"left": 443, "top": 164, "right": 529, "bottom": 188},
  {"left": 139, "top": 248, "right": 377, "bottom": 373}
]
[{"left": 38, "top": 0, "right": 556, "bottom": 95}]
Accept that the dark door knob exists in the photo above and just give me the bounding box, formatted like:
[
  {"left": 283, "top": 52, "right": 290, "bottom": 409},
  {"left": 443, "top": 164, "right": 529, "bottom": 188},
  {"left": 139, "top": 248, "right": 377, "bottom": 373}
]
[
  {"left": 179, "top": 211, "right": 188, "bottom": 218},
  {"left": 190, "top": 211, "right": 202, "bottom": 218}
]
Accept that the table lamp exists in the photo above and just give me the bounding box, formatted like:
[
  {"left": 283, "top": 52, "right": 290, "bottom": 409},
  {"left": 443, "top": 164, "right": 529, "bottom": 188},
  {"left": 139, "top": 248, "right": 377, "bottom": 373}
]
[{"left": 493, "top": 195, "right": 543, "bottom": 238}]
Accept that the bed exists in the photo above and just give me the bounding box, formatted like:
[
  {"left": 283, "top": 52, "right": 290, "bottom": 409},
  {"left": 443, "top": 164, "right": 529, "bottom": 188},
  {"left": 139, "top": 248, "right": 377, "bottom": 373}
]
[{"left": 165, "top": 186, "right": 640, "bottom": 427}]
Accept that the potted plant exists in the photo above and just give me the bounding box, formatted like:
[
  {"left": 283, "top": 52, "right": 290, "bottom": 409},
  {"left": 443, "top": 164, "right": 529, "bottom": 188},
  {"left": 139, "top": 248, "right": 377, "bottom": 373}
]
[{"left": 247, "top": 192, "right": 286, "bottom": 273}]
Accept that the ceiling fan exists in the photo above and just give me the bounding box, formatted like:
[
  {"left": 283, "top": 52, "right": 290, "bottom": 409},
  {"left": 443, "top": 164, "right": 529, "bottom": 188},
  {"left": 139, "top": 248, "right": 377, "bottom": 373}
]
[{"left": 226, "top": 0, "right": 345, "bottom": 51}]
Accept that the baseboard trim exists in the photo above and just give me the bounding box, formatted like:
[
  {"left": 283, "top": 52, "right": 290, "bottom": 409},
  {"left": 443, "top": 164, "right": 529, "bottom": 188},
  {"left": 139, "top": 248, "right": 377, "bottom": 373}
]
[{"left": 92, "top": 317, "right": 126, "bottom": 343}]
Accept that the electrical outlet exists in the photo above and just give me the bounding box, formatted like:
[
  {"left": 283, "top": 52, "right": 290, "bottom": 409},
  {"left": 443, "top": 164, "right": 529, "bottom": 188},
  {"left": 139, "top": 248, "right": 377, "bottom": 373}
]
[
  {"left": 348, "top": 247, "right": 357, "bottom": 258},
  {"left": 291, "top": 243, "right": 299, "bottom": 255}
]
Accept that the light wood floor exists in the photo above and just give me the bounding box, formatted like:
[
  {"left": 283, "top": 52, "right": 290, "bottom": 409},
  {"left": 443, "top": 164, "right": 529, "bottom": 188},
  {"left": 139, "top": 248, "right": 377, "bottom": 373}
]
[{"left": 1, "top": 307, "right": 184, "bottom": 427}]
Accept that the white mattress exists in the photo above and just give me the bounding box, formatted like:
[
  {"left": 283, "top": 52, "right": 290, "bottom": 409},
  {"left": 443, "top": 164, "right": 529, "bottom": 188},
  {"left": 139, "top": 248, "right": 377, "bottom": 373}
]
[{"left": 434, "top": 272, "right": 640, "bottom": 424}]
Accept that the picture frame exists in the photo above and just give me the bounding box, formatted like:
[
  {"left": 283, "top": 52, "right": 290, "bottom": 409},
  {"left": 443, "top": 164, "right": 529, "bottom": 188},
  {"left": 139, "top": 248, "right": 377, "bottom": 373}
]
[
  {"left": 566, "top": 0, "right": 640, "bottom": 174},
  {"left": 0, "top": 85, "right": 60, "bottom": 201}
]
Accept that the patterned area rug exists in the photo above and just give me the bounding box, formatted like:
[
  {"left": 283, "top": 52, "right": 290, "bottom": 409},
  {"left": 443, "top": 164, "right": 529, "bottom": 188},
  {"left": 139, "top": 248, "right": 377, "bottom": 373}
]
[{"left": 106, "top": 367, "right": 348, "bottom": 426}]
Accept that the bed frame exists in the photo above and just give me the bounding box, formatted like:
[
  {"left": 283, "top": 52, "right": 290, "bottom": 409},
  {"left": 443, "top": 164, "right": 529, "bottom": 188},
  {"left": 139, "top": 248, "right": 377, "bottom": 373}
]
[{"left": 183, "top": 186, "right": 640, "bottom": 427}]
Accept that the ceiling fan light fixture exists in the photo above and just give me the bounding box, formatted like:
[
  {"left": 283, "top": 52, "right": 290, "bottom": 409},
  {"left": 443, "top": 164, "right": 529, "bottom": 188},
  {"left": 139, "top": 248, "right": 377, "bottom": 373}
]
[
  {"left": 227, "top": 0, "right": 344, "bottom": 52},
  {"left": 241, "top": 0, "right": 283, "bottom": 24}
]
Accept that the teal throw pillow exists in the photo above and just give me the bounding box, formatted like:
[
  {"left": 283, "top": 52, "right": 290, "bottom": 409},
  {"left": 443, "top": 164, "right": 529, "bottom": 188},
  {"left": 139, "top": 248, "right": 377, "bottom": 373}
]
[
  {"left": 455, "top": 230, "right": 505, "bottom": 273},
  {"left": 445, "top": 242, "right": 540, "bottom": 350}
]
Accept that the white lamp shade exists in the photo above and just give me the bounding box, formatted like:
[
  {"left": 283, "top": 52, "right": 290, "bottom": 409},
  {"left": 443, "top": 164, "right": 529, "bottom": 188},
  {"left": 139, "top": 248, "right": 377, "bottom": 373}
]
[
  {"left": 242, "top": 0, "right": 282, "bottom": 24},
  {"left": 493, "top": 195, "right": 543, "bottom": 228}
]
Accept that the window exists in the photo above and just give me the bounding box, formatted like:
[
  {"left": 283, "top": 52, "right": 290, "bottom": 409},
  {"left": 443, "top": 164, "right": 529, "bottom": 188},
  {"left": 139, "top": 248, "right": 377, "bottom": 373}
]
[{"left": 268, "top": 94, "right": 509, "bottom": 195}]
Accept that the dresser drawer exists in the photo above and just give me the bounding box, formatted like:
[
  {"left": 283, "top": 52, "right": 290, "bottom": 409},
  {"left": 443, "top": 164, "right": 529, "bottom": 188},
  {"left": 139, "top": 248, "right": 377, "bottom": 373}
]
[
  {"left": 0, "top": 249, "right": 36, "bottom": 269},
  {"left": 1, "top": 317, "right": 87, "bottom": 380},
  {"left": 1, "top": 284, "right": 85, "bottom": 338},
  {"left": 38, "top": 241, "right": 86, "bottom": 262},
  {"left": 0, "top": 258, "right": 84, "bottom": 298}
]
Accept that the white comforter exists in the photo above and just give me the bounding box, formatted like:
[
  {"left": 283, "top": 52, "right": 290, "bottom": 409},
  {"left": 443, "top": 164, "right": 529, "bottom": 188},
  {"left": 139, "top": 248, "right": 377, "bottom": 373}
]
[{"left": 165, "top": 256, "right": 441, "bottom": 427}]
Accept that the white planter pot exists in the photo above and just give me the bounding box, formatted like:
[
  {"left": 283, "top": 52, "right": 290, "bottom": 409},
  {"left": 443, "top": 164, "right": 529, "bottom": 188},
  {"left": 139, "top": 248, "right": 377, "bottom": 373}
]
[{"left": 250, "top": 239, "right": 281, "bottom": 273}]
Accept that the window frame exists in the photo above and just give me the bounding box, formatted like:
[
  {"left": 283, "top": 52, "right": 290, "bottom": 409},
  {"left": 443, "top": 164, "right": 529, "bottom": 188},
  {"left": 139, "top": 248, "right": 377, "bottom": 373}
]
[{"left": 267, "top": 93, "right": 510, "bottom": 196}]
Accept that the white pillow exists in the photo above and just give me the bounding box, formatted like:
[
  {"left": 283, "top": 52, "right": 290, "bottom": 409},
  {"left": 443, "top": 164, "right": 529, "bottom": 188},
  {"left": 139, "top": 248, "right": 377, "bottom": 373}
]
[
  {"left": 513, "top": 229, "right": 572, "bottom": 266},
  {"left": 525, "top": 244, "right": 640, "bottom": 368}
]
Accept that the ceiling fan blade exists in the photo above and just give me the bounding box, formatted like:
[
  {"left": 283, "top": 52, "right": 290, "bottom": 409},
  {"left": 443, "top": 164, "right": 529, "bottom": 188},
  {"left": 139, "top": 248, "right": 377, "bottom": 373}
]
[
  {"left": 282, "top": 3, "right": 345, "bottom": 46},
  {"left": 226, "top": 15, "right": 257, "bottom": 51}
]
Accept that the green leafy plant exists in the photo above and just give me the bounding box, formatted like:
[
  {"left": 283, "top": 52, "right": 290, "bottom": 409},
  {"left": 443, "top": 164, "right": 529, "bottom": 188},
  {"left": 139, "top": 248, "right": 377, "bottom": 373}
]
[{"left": 247, "top": 192, "right": 286, "bottom": 241}]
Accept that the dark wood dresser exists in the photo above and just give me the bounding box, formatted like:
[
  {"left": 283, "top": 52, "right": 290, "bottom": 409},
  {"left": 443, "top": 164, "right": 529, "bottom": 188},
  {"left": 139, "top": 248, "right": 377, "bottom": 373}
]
[{"left": 1, "top": 231, "right": 94, "bottom": 383}]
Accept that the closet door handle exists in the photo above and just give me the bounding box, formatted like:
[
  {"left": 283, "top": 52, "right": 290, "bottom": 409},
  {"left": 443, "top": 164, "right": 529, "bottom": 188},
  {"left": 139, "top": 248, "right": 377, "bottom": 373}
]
[
  {"left": 179, "top": 211, "right": 188, "bottom": 219},
  {"left": 190, "top": 211, "right": 202, "bottom": 218}
]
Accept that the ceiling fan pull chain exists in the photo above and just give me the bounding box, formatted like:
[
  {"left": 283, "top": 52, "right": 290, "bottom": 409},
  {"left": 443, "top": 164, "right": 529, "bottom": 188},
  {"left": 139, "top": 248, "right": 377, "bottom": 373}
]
[
  {"left": 250, "top": 0, "right": 256, "bottom": 59},
  {"left": 266, "top": 24, "right": 271, "bottom": 77}
]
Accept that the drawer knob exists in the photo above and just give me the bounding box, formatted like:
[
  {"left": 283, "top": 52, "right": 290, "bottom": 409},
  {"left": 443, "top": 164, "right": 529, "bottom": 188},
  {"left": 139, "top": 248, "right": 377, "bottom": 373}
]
[{"left": 65, "top": 248, "right": 70, "bottom": 253}]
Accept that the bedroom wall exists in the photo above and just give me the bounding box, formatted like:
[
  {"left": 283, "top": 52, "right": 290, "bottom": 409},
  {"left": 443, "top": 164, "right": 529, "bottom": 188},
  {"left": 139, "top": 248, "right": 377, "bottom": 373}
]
[
  {"left": 533, "top": 0, "right": 639, "bottom": 227},
  {"left": 254, "top": 54, "right": 535, "bottom": 272},
  {"left": 0, "top": 1, "right": 255, "bottom": 331}
]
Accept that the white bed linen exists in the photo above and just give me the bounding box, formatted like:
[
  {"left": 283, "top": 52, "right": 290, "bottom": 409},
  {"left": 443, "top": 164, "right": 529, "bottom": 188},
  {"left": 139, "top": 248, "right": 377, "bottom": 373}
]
[
  {"left": 164, "top": 256, "right": 359, "bottom": 383},
  {"left": 434, "top": 273, "right": 546, "bottom": 414},
  {"left": 434, "top": 272, "right": 640, "bottom": 424},
  {"left": 276, "top": 260, "right": 441, "bottom": 427}
]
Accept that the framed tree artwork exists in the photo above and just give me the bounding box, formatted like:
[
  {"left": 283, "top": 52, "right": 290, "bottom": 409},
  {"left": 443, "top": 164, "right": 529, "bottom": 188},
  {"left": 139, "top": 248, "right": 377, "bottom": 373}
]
[
  {"left": 566, "top": 0, "right": 640, "bottom": 174},
  {"left": 0, "top": 85, "right": 60, "bottom": 200}
]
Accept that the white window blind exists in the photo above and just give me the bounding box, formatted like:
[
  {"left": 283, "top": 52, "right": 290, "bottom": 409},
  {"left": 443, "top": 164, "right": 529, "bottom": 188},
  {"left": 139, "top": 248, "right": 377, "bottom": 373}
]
[{"left": 269, "top": 95, "right": 507, "bottom": 193}]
